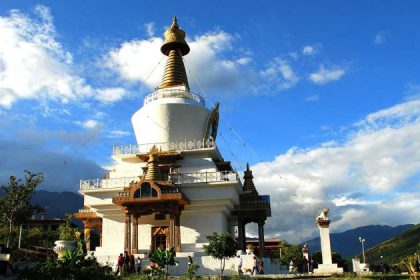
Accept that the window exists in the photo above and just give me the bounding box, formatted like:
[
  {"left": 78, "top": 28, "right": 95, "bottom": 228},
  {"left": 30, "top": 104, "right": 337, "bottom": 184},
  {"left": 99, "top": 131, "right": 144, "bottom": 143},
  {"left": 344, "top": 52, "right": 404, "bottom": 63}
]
[
  {"left": 152, "top": 188, "right": 158, "bottom": 197},
  {"left": 133, "top": 182, "right": 159, "bottom": 198},
  {"left": 141, "top": 182, "right": 151, "bottom": 197},
  {"left": 133, "top": 188, "right": 140, "bottom": 198}
]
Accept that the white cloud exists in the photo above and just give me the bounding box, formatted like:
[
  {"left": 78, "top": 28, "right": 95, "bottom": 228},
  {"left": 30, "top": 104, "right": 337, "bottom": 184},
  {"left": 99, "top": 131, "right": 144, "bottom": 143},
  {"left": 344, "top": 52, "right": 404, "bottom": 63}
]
[
  {"left": 374, "top": 31, "right": 388, "bottom": 45},
  {"left": 144, "top": 22, "right": 155, "bottom": 37},
  {"left": 364, "top": 98, "right": 420, "bottom": 124},
  {"left": 236, "top": 57, "right": 251, "bottom": 65},
  {"left": 0, "top": 6, "right": 126, "bottom": 108},
  {"left": 305, "top": 94, "right": 319, "bottom": 102},
  {"left": 97, "top": 87, "right": 127, "bottom": 103},
  {"left": 302, "top": 44, "right": 322, "bottom": 56},
  {"left": 302, "top": 45, "right": 315, "bottom": 55},
  {"left": 108, "top": 130, "right": 131, "bottom": 138},
  {"left": 106, "top": 37, "right": 163, "bottom": 86},
  {"left": 289, "top": 52, "right": 299, "bottom": 60},
  {"left": 308, "top": 64, "right": 345, "bottom": 85},
  {"left": 106, "top": 30, "right": 256, "bottom": 93},
  {"left": 251, "top": 97, "right": 420, "bottom": 242},
  {"left": 260, "top": 58, "right": 299, "bottom": 90},
  {"left": 75, "top": 119, "right": 99, "bottom": 129},
  {"left": 0, "top": 6, "right": 88, "bottom": 108}
]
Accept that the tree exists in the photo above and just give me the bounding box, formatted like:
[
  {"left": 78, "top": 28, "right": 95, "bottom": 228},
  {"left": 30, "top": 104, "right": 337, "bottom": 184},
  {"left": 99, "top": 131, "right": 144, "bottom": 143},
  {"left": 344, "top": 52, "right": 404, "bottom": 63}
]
[
  {"left": 204, "top": 232, "right": 237, "bottom": 278},
  {"left": 149, "top": 247, "right": 178, "bottom": 278},
  {"left": 0, "top": 171, "right": 44, "bottom": 247},
  {"left": 280, "top": 243, "right": 304, "bottom": 272}
]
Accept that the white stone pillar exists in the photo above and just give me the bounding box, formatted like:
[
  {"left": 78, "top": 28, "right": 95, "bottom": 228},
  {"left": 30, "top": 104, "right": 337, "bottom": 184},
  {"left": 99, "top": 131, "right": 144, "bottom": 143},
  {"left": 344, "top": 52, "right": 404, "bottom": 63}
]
[
  {"left": 313, "top": 210, "right": 343, "bottom": 274},
  {"left": 318, "top": 221, "right": 332, "bottom": 265}
]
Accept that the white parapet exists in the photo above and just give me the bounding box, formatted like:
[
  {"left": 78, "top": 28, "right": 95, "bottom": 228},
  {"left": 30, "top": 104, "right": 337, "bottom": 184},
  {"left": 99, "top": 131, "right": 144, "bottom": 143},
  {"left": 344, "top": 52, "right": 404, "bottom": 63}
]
[
  {"left": 113, "top": 138, "right": 215, "bottom": 156},
  {"left": 80, "top": 171, "right": 239, "bottom": 191}
]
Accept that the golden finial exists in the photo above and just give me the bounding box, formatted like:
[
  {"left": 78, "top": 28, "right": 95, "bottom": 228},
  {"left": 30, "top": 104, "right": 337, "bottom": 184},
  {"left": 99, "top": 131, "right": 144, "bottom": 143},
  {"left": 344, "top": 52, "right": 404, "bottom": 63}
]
[
  {"left": 161, "top": 17, "right": 190, "bottom": 56},
  {"left": 159, "top": 17, "right": 190, "bottom": 89},
  {"left": 171, "top": 16, "right": 179, "bottom": 29},
  {"left": 145, "top": 146, "right": 164, "bottom": 181}
]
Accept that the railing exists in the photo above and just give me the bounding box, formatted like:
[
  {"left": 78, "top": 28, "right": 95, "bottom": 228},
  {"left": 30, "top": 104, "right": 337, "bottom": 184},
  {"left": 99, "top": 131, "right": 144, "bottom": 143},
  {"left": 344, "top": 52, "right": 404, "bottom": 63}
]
[
  {"left": 161, "top": 187, "right": 181, "bottom": 194},
  {"left": 80, "top": 176, "right": 139, "bottom": 191},
  {"left": 117, "top": 192, "right": 130, "bottom": 197},
  {"left": 144, "top": 88, "right": 205, "bottom": 106},
  {"left": 113, "top": 138, "right": 215, "bottom": 156},
  {"left": 78, "top": 209, "right": 96, "bottom": 214},
  {"left": 117, "top": 187, "right": 181, "bottom": 197},
  {"left": 80, "top": 171, "right": 239, "bottom": 191},
  {"left": 170, "top": 171, "right": 239, "bottom": 184},
  {"left": 235, "top": 195, "right": 271, "bottom": 210}
]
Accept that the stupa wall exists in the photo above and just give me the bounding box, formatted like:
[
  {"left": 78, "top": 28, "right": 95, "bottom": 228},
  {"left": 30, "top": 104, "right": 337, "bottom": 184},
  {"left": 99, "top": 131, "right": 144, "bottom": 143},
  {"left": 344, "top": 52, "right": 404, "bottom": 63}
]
[{"left": 131, "top": 99, "right": 210, "bottom": 145}]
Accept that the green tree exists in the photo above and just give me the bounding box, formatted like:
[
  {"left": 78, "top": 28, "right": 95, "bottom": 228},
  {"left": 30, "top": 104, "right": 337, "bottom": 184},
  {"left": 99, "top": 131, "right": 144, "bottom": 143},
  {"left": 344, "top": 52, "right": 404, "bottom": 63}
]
[
  {"left": 185, "top": 263, "right": 200, "bottom": 280},
  {"left": 280, "top": 243, "right": 303, "bottom": 272},
  {"left": 149, "top": 247, "right": 178, "bottom": 278},
  {"left": 204, "top": 232, "right": 237, "bottom": 278},
  {"left": 0, "top": 171, "right": 44, "bottom": 247}
]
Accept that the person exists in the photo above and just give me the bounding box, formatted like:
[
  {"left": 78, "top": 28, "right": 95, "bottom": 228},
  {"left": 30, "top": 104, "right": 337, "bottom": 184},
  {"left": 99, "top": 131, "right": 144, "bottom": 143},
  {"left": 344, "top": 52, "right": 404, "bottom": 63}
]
[
  {"left": 136, "top": 256, "right": 142, "bottom": 273},
  {"left": 116, "top": 253, "right": 124, "bottom": 276},
  {"left": 150, "top": 260, "right": 158, "bottom": 276},
  {"left": 259, "top": 259, "right": 264, "bottom": 274},
  {"left": 252, "top": 256, "right": 257, "bottom": 275},
  {"left": 236, "top": 255, "right": 243, "bottom": 275},
  {"left": 123, "top": 251, "right": 130, "bottom": 274},
  {"left": 187, "top": 256, "right": 193, "bottom": 270},
  {"left": 256, "top": 257, "right": 260, "bottom": 274},
  {"left": 129, "top": 254, "right": 135, "bottom": 273}
]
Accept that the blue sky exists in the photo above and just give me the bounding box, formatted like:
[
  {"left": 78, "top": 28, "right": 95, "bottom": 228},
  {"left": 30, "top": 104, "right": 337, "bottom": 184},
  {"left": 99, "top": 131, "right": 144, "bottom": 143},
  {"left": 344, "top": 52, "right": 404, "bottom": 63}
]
[{"left": 0, "top": 1, "right": 419, "bottom": 242}]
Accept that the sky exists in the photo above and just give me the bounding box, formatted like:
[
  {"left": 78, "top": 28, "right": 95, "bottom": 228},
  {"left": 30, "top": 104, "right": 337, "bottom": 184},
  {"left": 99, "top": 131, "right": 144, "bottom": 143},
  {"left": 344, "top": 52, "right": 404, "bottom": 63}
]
[{"left": 0, "top": 0, "right": 419, "bottom": 243}]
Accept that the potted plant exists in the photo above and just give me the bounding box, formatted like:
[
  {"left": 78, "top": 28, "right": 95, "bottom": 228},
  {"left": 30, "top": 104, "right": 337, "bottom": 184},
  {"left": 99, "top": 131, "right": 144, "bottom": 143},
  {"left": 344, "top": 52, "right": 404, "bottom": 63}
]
[{"left": 53, "top": 215, "right": 77, "bottom": 258}]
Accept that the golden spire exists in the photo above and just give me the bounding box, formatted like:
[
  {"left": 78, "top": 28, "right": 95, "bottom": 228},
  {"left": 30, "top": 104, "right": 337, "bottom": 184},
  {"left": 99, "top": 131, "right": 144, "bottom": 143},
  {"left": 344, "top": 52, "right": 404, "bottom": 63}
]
[
  {"left": 159, "top": 17, "right": 190, "bottom": 90},
  {"left": 243, "top": 163, "right": 258, "bottom": 193},
  {"left": 144, "top": 146, "right": 164, "bottom": 181}
]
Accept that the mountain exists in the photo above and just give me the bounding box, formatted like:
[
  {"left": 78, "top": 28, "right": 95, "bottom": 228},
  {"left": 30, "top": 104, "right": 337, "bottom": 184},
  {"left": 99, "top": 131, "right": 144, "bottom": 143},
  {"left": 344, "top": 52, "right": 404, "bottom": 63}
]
[
  {"left": 304, "top": 224, "right": 415, "bottom": 258},
  {"left": 364, "top": 224, "right": 420, "bottom": 265},
  {"left": 31, "top": 190, "right": 83, "bottom": 224}
]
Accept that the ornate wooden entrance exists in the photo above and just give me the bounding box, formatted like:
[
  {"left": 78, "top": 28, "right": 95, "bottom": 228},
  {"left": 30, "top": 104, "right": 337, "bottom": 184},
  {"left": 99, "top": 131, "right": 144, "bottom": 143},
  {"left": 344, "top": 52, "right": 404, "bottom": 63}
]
[
  {"left": 74, "top": 208, "right": 103, "bottom": 251},
  {"left": 112, "top": 146, "right": 190, "bottom": 254},
  {"left": 152, "top": 226, "right": 169, "bottom": 250}
]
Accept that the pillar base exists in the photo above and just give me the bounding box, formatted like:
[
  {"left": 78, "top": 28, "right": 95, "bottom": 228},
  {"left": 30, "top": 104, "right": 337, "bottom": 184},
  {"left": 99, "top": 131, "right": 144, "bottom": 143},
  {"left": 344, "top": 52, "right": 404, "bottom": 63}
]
[{"left": 314, "top": 263, "right": 343, "bottom": 274}]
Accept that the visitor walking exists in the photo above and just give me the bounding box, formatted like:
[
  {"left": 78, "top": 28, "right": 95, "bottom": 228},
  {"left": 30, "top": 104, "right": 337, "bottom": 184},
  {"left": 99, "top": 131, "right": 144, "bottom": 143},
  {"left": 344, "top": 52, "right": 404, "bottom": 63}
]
[
  {"left": 129, "top": 254, "right": 135, "bottom": 273},
  {"left": 187, "top": 255, "right": 193, "bottom": 270},
  {"left": 123, "top": 251, "right": 130, "bottom": 274},
  {"left": 236, "top": 255, "right": 243, "bottom": 275},
  {"left": 116, "top": 253, "right": 124, "bottom": 276},
  {"left": 259, "top": 259, "right": 264, "bottom": 274},
  {"left": 256, "top": 257, "right": 260, "bottom": 274},
  {"left": 252, "top": 256, "right": 257, "bottom": 275},
  {"left": 136, "top": 256, "right": 142, "bottom": 273}
]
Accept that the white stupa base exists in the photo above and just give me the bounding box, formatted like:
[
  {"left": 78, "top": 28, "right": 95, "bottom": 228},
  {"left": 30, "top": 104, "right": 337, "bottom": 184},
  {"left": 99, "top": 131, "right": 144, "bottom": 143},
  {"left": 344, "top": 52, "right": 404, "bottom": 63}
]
[{"left": 314, "top": 263, "right": 344, "bottom": 274}]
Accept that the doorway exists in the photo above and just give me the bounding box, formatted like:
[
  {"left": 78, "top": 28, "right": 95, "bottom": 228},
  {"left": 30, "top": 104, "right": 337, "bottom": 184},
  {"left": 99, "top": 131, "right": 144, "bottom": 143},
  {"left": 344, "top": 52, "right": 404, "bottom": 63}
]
[{"left": 151, "top": 226, "right": 169, "bottom": 251}]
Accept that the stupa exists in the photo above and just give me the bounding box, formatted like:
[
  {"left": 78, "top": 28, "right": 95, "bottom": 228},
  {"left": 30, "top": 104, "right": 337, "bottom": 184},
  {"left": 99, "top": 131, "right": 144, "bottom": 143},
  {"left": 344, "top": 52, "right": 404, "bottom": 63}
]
[{"left": 75, "top": 17, "right": 271, "bottom": 274}]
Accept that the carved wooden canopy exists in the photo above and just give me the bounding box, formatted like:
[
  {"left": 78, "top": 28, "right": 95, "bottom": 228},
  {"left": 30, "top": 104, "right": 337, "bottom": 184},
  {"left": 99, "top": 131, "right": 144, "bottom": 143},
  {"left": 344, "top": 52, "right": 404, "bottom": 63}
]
[{"left": 112, "top": 178, "right": 190, "bottom": 213}]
